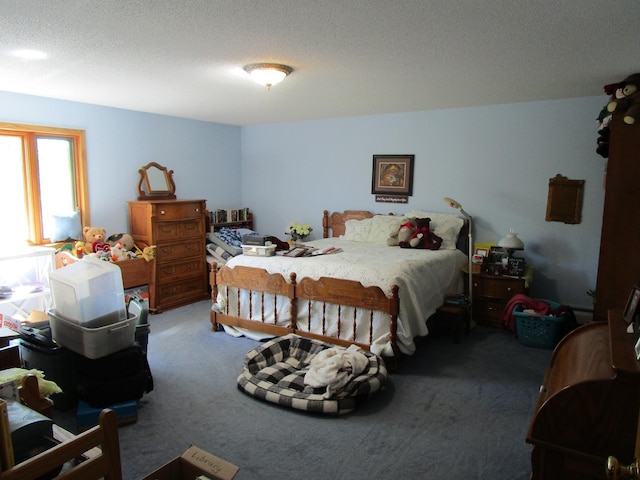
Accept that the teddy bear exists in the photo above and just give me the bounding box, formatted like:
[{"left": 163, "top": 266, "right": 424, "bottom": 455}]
[
  {"left": 596, "top": 82, "right": 627, "bottom": 157},
  {"left": 82, "top": 226, "right": 108, "bottom": 254},
  {"left": 107, "top": 233, "right": 135, "bottom": 252},
  {"left": 607, "top": 73, "right": 640, "bottom": 125},
  {"left": 400, "top": 217, "right": 443, "bottom": 250},
  {"left": 141, "top": 245, "right": 156, "bottom": 262},
  {"left": 387, "top": 220, "right": 416, "bottom": 246}
]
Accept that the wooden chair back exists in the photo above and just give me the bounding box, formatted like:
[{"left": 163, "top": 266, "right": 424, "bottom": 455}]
[{"left": 0, "top": 408, "right": 122, "bottom": 480}]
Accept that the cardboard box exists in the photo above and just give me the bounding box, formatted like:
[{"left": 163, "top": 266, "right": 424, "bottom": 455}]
[{"left": 142, "top": 445, "right": 239, "bottom": 480}]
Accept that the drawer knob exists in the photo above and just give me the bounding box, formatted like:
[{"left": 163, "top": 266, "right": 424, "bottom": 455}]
[
  {"left": 160, "top": 210, "right": 165, "bottom": 215},
  {"left": 195, "top": 208, "right": 199, "bottom": 212},
  {"left": 507, "top": 287, "right": 512, "bottom": 292}
]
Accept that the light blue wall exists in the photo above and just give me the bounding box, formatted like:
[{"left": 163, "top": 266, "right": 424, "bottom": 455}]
[
  {"left": 0, "top": 91, "right": 241, "bottom": 237},
  {"left": 241, "top": 97, "right": 607, "bottom": 310},
  {"left": 1, "top": 90, "right": 607, "bottom": 310}
]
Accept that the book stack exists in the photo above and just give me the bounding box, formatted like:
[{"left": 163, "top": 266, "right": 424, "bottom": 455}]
[
  {"left": 209, "top": 208, "right": 250, "bottom": 224},
  {"left": 445, "top": 294, "right": 470, "bottom": 307}
]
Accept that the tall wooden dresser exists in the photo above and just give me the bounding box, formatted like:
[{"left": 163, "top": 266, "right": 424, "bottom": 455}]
[
  {"left": 594, "top": 114, "right": 640, "bottom": 321},
  {"left": 128, "top": 199, "right": 208, "bottom": 312}
]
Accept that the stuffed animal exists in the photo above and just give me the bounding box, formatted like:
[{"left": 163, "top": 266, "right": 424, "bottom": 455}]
[
  {"left": 387, "top": 220, "right": 416, "bottom": 246},
  {"left": 82, "top": 226, "right": 107, "bottom": 254},
  {"left": 142, "top": 245, "right": 156, "bottom": 262},
  {"left": 107, "top": 233, "right": 135, "bottom": 252},
  {"left": 607, "top": 73, "right": 640, "bottom": 125},
  {"left": 110, "top": 242, "right": 124, "bottom": 262},
  {"left": 596, "top": 82, "right": 627, "bottom": 157},
  {"left": 400, "top": 217, "right": 443, "bottom": 250}
]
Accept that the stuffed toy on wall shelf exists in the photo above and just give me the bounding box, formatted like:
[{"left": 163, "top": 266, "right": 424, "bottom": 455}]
[{"left": 607, "top": 73, "right": 640, "bottom": 125}]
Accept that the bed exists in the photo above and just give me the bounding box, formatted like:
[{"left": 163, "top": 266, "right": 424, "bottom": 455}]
[{"left": 210, "top": 209, "right": 469, "bottom": 366}]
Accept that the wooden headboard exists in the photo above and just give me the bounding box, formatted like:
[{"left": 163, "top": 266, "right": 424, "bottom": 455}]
[
  {"left": 322, "top": 210, "right": 375, "bottom": 238},
  {"left": 321, "top": 209, "right": 470, "bottom": 255}
]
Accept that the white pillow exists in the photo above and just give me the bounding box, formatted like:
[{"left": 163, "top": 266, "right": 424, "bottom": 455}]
[
  {"left": 49, "top": 211, "right": 82, "bottom": 242},
  {"left": 405, "top": 211, "right": 464, "bottom": 250},
  {"left": 343, "top": 215, "right": 406, "bottom": 244}
]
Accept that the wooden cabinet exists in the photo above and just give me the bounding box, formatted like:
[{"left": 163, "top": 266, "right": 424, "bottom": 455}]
[
  {"left": 527, "top": 310, "right": 640, "bottom": 479},
  {"left": 472, "top": 273, "right": 527, "bottom": 327},
  {"left": 594, "top": 115, "right": 640, "bottom": 321},
  {"left": 128, "top": 199, "right": 208, "bottom": 312}
]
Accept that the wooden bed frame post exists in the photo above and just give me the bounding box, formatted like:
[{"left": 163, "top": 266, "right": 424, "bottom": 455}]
[
  {"left": 210, "top": 262, "right": 219, "bottom": 331},
  {"left": 288, "top": 272, "right": 297, "bottom": 330}
]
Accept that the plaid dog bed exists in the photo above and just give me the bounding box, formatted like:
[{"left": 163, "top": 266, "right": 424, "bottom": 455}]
[{"left": 237, "top": 334, "right": 387, "bottom": 415}]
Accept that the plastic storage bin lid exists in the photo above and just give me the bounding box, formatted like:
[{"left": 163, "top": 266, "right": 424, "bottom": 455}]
[{"left": 49, "top": 257, "right": 126, "bottom": 325}]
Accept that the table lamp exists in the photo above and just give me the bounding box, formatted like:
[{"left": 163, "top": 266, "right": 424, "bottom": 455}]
[{"left": 498, "top": 229, "right": 524, "bottom": 258}]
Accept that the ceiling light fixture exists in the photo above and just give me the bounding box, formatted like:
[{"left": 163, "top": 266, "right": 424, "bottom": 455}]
[{"left": 243, "top": 63, "right": 292, "bottom": 91}]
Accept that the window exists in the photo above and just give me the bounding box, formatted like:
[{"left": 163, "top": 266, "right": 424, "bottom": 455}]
[{"left": 0, "top": 122, "right": 89, "bottom": 246}]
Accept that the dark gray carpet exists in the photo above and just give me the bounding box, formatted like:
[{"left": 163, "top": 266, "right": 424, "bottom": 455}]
[{"left": 51, "top": 300, "right": 552, "bottom": 480}]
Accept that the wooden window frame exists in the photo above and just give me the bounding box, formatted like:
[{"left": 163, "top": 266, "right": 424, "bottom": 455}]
[{"left": 0, "top": 122, "right": 90, "bottom": 245}]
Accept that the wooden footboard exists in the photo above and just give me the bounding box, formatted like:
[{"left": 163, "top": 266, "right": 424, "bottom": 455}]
[{"left": 210, "top": 263, "right": 400, "bottom": 366}]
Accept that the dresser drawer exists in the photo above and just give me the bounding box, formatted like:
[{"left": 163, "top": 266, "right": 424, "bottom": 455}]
[
  {"left": 153, "top": 201, "right": 204, "bottom": 220},
  {"left": 155, "top": 239, "right": 205, "bottom": 263},
  {"left": 154, "top": 219, "right": 204, "bottom": 242},
  {"left": 156, "top": 276, "right": 209, "bottom": 309},
  {"left": 156, "top": 257, "right": 207, "bottom": 284},
  {"left": 473, "top": 275, "right": 525, "bottom": 300},
  {"left": 473, "top": 299, "right": 505, "bottom": 328}
]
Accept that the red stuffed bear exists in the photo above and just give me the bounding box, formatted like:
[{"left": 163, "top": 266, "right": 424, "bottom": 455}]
[{"left": 399, "top": 217, "right": 442, "bottom": 250}]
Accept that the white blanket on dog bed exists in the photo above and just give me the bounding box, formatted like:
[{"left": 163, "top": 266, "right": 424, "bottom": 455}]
[{"left": 304, "top": 345, "right": 369, "bottom": 399}]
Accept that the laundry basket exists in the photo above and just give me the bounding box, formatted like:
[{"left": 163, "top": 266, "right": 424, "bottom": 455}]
[{"left": 513, "top": 299, "right": 565, "bottom": 349}]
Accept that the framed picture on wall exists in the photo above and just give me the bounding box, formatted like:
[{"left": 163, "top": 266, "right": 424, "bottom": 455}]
[{"left": 371, "top": 155, "right": 414, "bottom": 196}]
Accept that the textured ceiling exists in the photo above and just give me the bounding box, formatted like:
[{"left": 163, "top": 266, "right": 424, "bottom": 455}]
[{"left": 1, "top": 1, "right": 639, "bottom": 126}]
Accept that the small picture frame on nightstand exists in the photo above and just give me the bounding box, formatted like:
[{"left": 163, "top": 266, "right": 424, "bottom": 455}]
[
  {"left": 507, "top": 257, "right": 526, "bottom": 277},
  {"left": 623, "top": 285, "right": 640, "bottom": 325}
]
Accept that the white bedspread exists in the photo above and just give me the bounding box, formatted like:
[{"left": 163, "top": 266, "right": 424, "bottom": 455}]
[{"left": 217, "top": 238, "right": 467, "bottom": 355}]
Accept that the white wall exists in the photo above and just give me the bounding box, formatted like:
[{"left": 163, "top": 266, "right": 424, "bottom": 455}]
[
  {"left": 241, "top": 96, "right": 607, "bottom": 310},
  {"left": 0, "top": 91, "right": 241, "bottom": 237}
]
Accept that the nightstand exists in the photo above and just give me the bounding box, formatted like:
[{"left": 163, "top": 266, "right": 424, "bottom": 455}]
[{"left": 472, "top": 272, "right": 528, "bottom": 328}]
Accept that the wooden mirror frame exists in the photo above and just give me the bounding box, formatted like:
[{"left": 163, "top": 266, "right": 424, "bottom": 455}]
[
  {"left": 545, "top": 174, "right": 584, "bottom": 224},
  {"left": 137, "top": 162, "right": 176, "bottom": 200}
]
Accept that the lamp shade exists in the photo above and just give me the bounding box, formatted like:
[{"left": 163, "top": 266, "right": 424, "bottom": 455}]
[
  {"left": 442, "top": 197, "right": 470, "bottom": 219},
  {"left": 498, "top": 230, "right": 524, "bottom": 250}
]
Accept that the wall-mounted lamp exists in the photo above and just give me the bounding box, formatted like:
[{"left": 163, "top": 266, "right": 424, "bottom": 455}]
[
  {"left": 243, "top": 63, "right": 293, "bottom": 91},
  {"left": 443, "top": 197, "right": 473, "bottom": 320}
]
